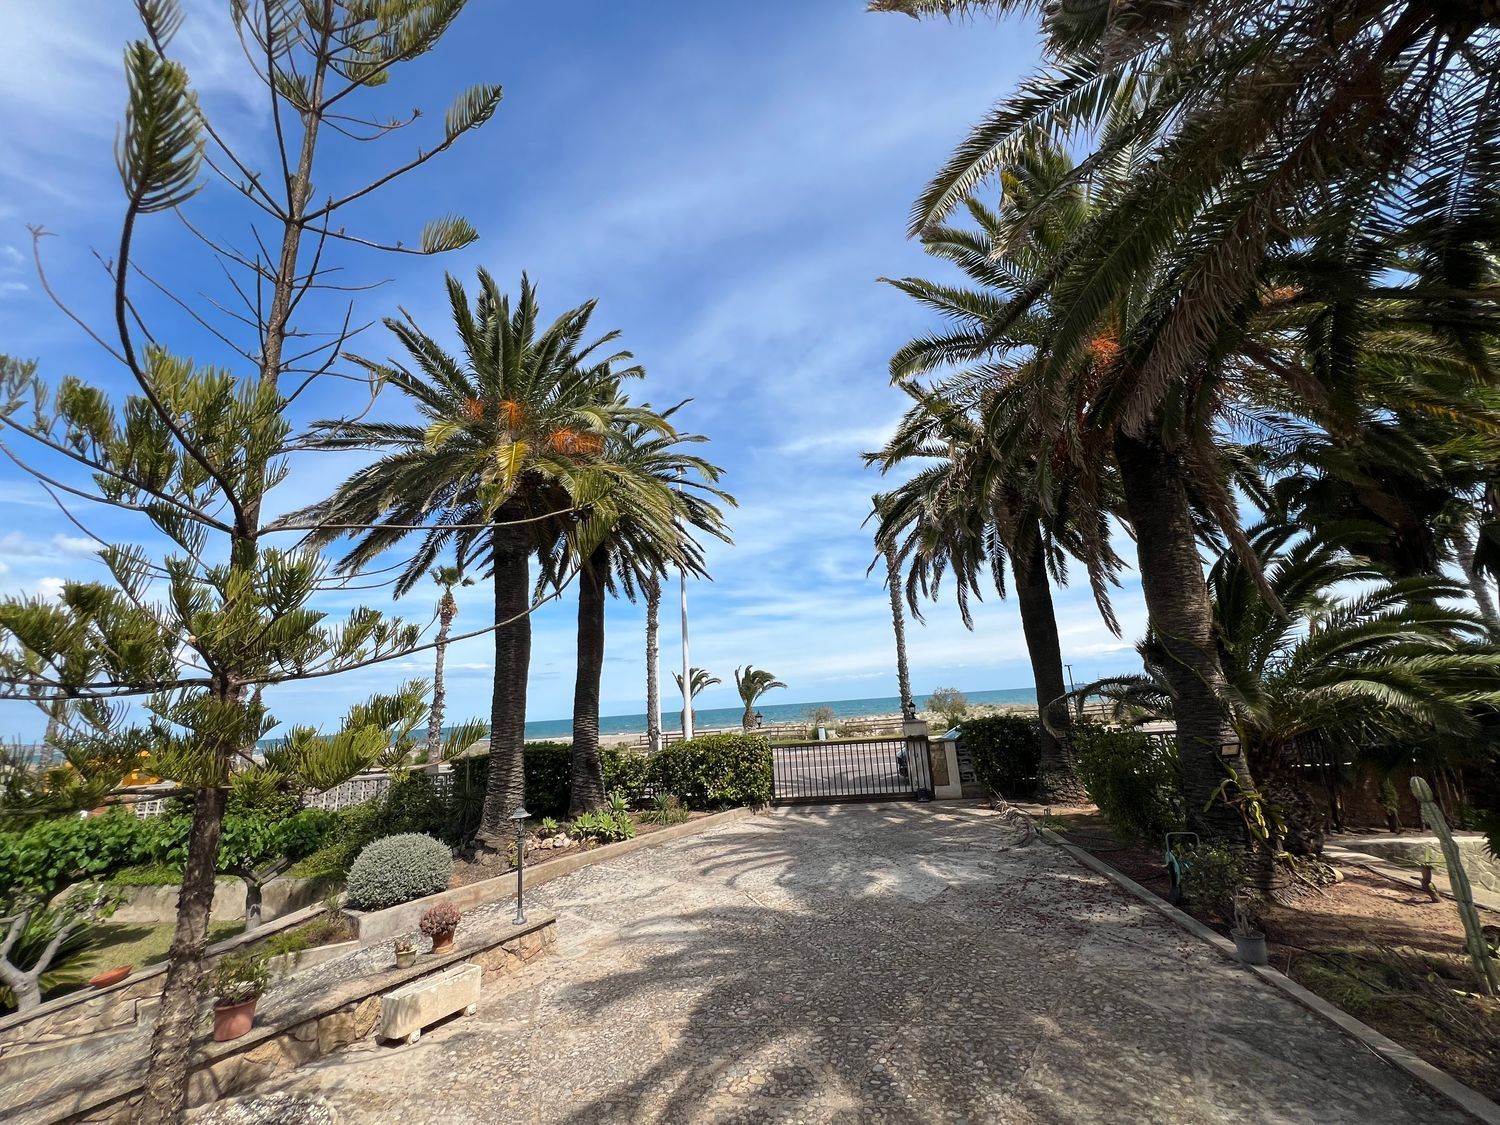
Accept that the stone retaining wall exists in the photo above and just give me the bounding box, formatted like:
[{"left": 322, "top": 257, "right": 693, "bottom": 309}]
[
  {"left": 0, "top": 900, "right": 324, "bottom": 1053},
  {"left": 110, "top": 875, "right": 336, "bottom": 927},
  {"left": 63, "top": 915, "right": 556, "bottom": 1123}
]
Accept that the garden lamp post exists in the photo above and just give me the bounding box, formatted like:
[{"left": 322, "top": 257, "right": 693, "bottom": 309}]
[{"left": 510, "top": 805, "right": 529, "bottom": 926}]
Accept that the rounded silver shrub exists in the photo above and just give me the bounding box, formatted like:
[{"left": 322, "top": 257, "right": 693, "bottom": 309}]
[{"left": 344, "top": 832, "right": 452, "bottom": 911}]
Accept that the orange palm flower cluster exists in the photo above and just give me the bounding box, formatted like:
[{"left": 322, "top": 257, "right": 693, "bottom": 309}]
[
  {"left": 1087, "top": 333, "right": 1120, "bottom": 369},
  {"left": 547, "top": 429, "right": 604, "bottom": 456}
]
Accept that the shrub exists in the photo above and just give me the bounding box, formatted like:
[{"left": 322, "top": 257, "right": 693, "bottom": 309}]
[
  {"left": 419, "top": 901, "right": 461, "bottom": 936},
  {"left": 212, "top": 950, "right": 270, "bottom": 1006},
  {"left": 805, "top": 705, "right": 836, "bottom": 738},
  {"left": 649, "top": 733, "right": 772, "bottom": 809},
  {"left": 380, "top": 773, "right": 445, "bottom": 837},
  {"left": 344, "top": 833, "right": 452, "bottom": 911},
  {"left": 1178, "top": 843, "right": 1248, "bottom": 922},
  {"left": 520, "top": 742, "right": 572, "bottom": 819},
  {"left": 1073, "top": 721, "right": 1182, "bottom": 845},
  {"left": 603, "top": 750, "right": 652, "bottom": 803},
  {"left": 1, "top": 811, "right": 156, "bottom": 900},
  {"left": 927, "top": 687, "right": 969, "bottom": 729},
  {"left": 962, "top": 715, "right": 1040, "bottom": 800}
]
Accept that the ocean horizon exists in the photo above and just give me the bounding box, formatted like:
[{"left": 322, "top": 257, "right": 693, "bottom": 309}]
[{"left": 516, "top": 686, "right": 1038, "bottom": 742}]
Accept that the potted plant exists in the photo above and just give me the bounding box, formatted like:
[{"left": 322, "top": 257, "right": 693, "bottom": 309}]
[
  {"left": 393, "top": 939, "right": 418, "bottom": 969},
  {"left": 89, "top": 965, "right": 133, "bottom": 990},
  {"left": 211, "top": 951, "right": 271, "bottom": 1042},
  {"left": 420, "top": 902, "right": 461, "bottom": 954},
  {"left": 1231, "top": 889, "right": 1267, "bottom": 966}
]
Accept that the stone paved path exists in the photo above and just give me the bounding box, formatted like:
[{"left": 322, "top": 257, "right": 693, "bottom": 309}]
[{"left": 260, "top": 803, "right": 1472, "bottom": 1123}]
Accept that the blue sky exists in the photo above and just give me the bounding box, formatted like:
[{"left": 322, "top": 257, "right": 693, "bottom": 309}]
[{"left": 0, "top": 1, "right": 1147, "bottom": 739}]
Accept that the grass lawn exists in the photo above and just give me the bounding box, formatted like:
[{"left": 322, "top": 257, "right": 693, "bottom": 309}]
[{"left": 80, "top": 918, "right": 246, "bottom": 975}]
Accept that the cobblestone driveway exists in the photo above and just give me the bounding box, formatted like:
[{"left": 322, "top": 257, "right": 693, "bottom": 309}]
[{"left": 262, "top": 803, "right": 1471, "bottom": 1123}]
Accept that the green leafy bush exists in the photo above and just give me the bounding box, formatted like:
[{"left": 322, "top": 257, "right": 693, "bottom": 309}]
[
  {"left": 961, "top": 715, "right": 1040, "bottom": 800},
  {"left": 603, "top": 750, "right": 652, "bottom": 803},
  {"left": 649, "top": 733, "right": 773, "bottom": 809},
  {"left": 1073, "top": 721, "right": 1182, "bottom": 845},
  {"left": 379, "top": 773, "right": 445, "bottom": 837},
  {"left": 1178, "top": 843, "right": 1248, "bottom": 921},
  {"left": 344, "top": 833, "right": 452, "bottom": 911},
  {"left": 1, "top": 811, "right": 156, "bottom": 901},
  {"left": 927, "top": 686, "right": 970, "bottom": 729}
]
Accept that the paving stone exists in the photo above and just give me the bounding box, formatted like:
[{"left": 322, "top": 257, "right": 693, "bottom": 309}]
[{"left": 252, "top": 803, "right": 1473, "bottom": 1124}]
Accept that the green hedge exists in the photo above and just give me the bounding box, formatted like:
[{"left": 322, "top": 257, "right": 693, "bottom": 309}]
[
  {"left": 1073, "top": 721, "right": 1182, "bottom": 844},
  {"left": 961, "top": 715, "right": 1040, "bottom": 800},
  {"left": 0, "top": 811, "right": 155, "bottom": 901},
  {"left": 649, "top": 733, "right": 772, "bottom": 810}
]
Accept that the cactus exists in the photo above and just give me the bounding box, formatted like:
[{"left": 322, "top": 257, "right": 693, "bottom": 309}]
[{"left": 1410, "top": 776, "right": 1498, "bottom": 996}]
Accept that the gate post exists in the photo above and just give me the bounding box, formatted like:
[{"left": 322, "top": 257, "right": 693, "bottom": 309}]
[{"left": 903, "top": 718, "right": 934, "bottom": 800}]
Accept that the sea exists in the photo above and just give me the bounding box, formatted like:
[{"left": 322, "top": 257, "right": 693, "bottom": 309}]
[{"left": 519, "top": 687, "right": 1037, "bottom": 742}]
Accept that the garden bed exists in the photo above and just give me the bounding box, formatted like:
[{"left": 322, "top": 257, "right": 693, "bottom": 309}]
[{"left": 1036, "top": 804, "right": 1500, "bottom": 1104}]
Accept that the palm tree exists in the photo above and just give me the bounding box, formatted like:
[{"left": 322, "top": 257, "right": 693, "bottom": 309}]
[
  {"left": 293, "top": 271, "right": 660, "bottom": 849},
  {"left": 1072, "top": 523, "right": 1500, "bottom": 852},
  {"left": 734, "top": 666, "right": 786, "bottom": 730},
  {"left": 546, "top": 412, "right": 732, "bottom": 813},
  {"left": 644, "top": 573, "right": 664, "bottom": 752},
  {"left": 673, "top": 667, "right": 721, "bottom": 732},
  {"left": 868, "top": 166, "right": 1127, "bottom": 803},
  {"left": 870, "top": 384, "right": 1117, "bottom": 804},
  {"left": 880, "top": 536, "right": 916, "bottom": 720},
  {"left": 425, "top": 564, "right": 473, "bottom": 763},
  {"left": 879, "top": 0, "right": 1500, "bottom": 400}
]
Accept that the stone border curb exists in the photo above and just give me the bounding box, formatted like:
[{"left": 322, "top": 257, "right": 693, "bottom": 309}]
[{"left": 1038, "top": 827, "right": 1500, "bottom": 1125}]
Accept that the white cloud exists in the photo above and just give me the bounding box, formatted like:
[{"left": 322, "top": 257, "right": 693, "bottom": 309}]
[
  {"left": 52, "top": 534, "right": 101, "bottom": 557},
  {"left": 35, "top": 577, "right": 65, "bottom": 601}
]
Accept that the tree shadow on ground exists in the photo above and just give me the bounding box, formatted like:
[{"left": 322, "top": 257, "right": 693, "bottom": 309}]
[{"left": 538, "top": 803, "right": 1214, "bottom": 1123}]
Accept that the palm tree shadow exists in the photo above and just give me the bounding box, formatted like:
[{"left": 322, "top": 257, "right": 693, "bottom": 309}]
[{"left": 538, "top": 803, "right": 1161, "bottom": 1123}]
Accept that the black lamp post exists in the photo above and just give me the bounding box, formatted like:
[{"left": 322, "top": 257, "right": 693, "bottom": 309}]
[{"left": 510, "top": 805, "right": 529, "bottom": 926}]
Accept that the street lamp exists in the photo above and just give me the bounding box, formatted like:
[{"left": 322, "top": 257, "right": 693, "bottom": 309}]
[{"left": 509, "top": 805, "right": 529, "bottom": 926}]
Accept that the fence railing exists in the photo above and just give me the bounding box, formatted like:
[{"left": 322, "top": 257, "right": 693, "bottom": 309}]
[{"left": 770, "top": 736, "right": 924, "bottom": 804}]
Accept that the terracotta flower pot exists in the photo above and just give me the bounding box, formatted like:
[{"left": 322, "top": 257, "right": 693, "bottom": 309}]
[
  {"left": 430, "top": 930, "right": 454, "bottom": 955},
  {"left": 89, "top": 965, "right": 133, "bottom": 990},
  {"left": 212, "top": 997, "right": 258, "bottom": 1042}
]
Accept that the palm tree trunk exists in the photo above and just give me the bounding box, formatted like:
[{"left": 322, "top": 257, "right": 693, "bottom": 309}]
[
  {"left": 1010, "top": 526, "right": 1087, "bottom": 804},
  {"left": 1114, "top": 429, "right": 1248, "bottom": 845},
  {"left": 569, "top": 548, "right": 609, "bottom": 815},
  {"left": 478, "top": 519, "right": 531, "bottom": 849},
  {"left": 644, "top": 574, "right": 662, "bottom": 754},
  {"left": 425, "top": 596, "right": 455, "bottom": 763},
  {"left": 884, "top": 546, "right": 916, "bottom": 719},
  {"left": 1454, "top": 526, "right": 1500, "bottom": 627}
]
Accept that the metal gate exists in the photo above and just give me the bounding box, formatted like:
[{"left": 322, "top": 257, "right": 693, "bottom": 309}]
[{"left": 771, "top": 734, "right": 933, "bottom": 804}]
